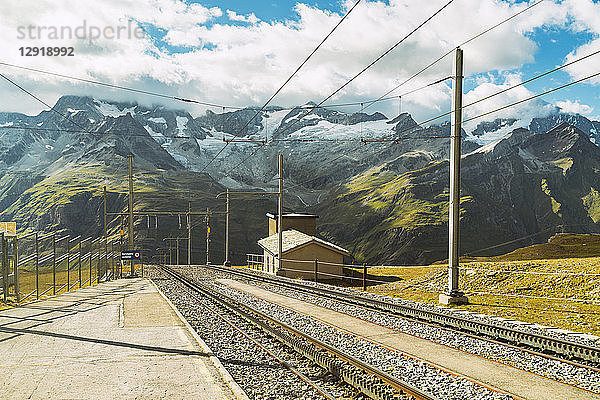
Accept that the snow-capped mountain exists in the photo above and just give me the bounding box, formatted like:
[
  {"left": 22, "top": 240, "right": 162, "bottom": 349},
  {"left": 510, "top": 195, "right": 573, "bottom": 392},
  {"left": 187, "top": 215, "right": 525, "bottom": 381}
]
[
  {"left": 2, "top": 94, "right": 600, "bottom": 196},
  {"left": 1, "top": 94, "right": 600, "bottom": 264},
  {"left": 467, "top": 111, "right": 600, "bottom": 146}
]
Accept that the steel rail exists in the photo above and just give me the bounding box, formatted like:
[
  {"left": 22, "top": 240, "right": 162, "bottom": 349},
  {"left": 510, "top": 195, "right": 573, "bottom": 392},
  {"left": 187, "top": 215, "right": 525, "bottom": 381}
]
[
  {"left": 183, "top": 283, "right": 337, "bottom": 400},
  {"left": 202, "top": 264, "right": 600, "bottom": 364},
  {"left": 161, "top": 265, "right": 436, "bottom": 400}
]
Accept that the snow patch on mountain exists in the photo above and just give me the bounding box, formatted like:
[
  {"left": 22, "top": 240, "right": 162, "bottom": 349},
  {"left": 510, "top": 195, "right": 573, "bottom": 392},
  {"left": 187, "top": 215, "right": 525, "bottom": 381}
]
[
  {"left": 170, "top": 153, "right": 189, "bottom": 166},
  {"left": 94, "top": 100, "right": 136, "bottom": 118},
  {"left": 200, "top": 133, "right": 229, "bottom": 150},
  {"left": 144, "top": 125, "right": 164, "bottom": 140},
  {"left": 261, "top": 110, "right": 290, "bottom": 139},
  {"left": 148, "top": 117, "right": 166, "bottom": 124},
  {"left": 287, "top": 118, "right": 393, "bottom": 140},
  {"left": 176, "top": 116, "right": 188, "bottom": 135},
  {"left": 465, "top": 118, "right": 528, "bottom": 145}
]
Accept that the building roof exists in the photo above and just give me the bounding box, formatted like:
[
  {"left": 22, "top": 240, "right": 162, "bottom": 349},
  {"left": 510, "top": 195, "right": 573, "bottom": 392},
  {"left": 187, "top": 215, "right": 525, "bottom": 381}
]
[
  {"left": 266, "top": 213, "right": 318, "bottom": 219},
  {"left": 258, "top": 229, "right": 349, "bottom": 256}
]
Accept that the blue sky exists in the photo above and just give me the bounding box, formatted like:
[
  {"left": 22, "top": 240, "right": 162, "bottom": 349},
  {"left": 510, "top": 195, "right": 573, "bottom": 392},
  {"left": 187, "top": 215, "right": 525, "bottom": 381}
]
[
  {"left": 201, "top": 1, "right": 345, "bottom": 21},
  {"left": 1, "top": 0, "right": 599, "bottom": 126}
]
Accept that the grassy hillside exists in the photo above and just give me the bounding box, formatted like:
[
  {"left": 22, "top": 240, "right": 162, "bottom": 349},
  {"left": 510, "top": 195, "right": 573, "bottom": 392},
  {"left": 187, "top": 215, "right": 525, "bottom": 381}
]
[
  {"left": 0, "top": 163, "right": 274, "bottom": 264},
  {"left": 358, "top": 235, "right": 600, "bottom": 336},
  {"left": 459, "top": 233, "right": 600, "bottom": 262}
]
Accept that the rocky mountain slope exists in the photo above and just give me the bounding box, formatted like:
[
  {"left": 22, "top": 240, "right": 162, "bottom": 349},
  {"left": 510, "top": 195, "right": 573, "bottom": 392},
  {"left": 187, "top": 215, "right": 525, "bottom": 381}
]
[
  {"left": 314, "top": 123, "right": 600, "bottom": 265},
  {"left": 0, "top": 94, "right": 599, "bottom": 264}
]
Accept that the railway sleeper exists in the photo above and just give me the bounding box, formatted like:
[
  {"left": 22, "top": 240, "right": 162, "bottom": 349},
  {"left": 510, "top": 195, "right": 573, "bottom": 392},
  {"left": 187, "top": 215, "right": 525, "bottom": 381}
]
[
  {"left": 204, "top": 265, "right": 600, "bottom": 364},
  {"left": 163, "top": 266, "right": 433, "bottom": 400}
]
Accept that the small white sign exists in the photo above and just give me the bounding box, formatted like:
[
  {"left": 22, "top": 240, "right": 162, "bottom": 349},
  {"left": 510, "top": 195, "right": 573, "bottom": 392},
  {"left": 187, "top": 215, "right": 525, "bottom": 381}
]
[{"left": 0, "top": 222, "right": 16, "bottom": 237}]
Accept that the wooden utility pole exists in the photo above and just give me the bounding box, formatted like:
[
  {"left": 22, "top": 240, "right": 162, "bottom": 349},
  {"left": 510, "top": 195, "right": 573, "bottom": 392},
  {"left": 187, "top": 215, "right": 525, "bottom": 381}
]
[
  {"left": 128, "top": 154, "right": 134, "bottom": 275},
  {"left": 206, "top": 208, "right": 211, "bottom": 265},
  {"left": 225, "top": 189, "right": 230, "bottom": 266},
  {"left": 440, "top": 47, "right": 468, "bottom": 305},
  {"left": 187, "top": 202, "right": 192, "bottom": 265},
  {"left": 277, "top": 154, "right": 283, "bottom": 273}
]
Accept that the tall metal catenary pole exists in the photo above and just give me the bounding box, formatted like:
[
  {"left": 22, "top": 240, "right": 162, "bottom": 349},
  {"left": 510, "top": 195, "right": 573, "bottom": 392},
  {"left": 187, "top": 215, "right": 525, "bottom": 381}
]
[
  {"left": 440, "top": 48, "right": 468, "bottom": 305},
  {"left": 277, "top": 154, "right": 283, "bottom": 273},
  {"left": 225, "top": 189, "right": 230, "bottom": 266},
  {"left": 103, "top": 186, "right": 107, "bottom": 238},
  {"left": 128, "top": 154, "right": 134, "bottom": 275},
  {"left": 103, "top": 186, "right": 108, "bottom": 280},
  {"left": 187, "top": 202, "right": 192, "bottom": 265},
  {"left": 206, "top": 208, "right": 210, "bottom": 265}
]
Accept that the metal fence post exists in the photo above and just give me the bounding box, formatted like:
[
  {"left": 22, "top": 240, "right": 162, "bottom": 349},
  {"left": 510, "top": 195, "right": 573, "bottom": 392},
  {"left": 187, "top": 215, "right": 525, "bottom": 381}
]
[
  {"left": 362, "top": 264, "right": 367, "bottom": 291},
  {"left": 35, "top": 233, "right": 39, "bottom": 299},
  {"left": 104, "top": 237, "right": 108, "bottom": 281},
  {"left": 14, "top": 236, "right": 19, "bottom": 302},
  {"left": 96, "top": 239, "right": 100, "bottom": 282},
  {"left": 52, "top": 234, "right": 56, "bottom": 295},
  {"left": 89, "top": 239, "right": 93, "bottom": 286},
  {"left": 119, "top": 237, "right": 123, "bottom": 278},
  {"left": 78, "top": 238, "right": 82, "bottom": 289},
  {"left": 2, "top": 233, "right": 7, "bottom": 303},
  {"left": 314, "top": 259, "right": 318, "bottom": 283},
  {"left": 111, "top": 241, "right": 114, "bottom": 279},
  {"left": 66, "top": 237, "right": 70, "bottom": 291}
]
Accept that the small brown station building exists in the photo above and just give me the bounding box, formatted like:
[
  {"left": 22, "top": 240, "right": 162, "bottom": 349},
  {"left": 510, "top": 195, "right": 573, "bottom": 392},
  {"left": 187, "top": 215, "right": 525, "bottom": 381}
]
[{"left": 258, "top": 213, "right": 350, "bottom": 280}]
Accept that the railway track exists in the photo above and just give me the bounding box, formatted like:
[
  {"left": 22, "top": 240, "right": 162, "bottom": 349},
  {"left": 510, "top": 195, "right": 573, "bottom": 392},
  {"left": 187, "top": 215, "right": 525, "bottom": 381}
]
[
  {"left": 159, "top": 265, "right": 437, "bottom": 400},
  {"left": 199, "top": 263, "right": 600, "bottom": 365}
]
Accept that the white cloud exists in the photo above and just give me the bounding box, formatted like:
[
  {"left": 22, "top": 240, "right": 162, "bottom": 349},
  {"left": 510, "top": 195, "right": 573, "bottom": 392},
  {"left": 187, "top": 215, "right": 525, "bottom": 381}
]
[
  {"left": 461, "top": 72, "right": 558, "bottom": 135},
  {"left": 226, "top": 10, "right": 260, "bottom": 24},
  {"left": 0, "top": 0, "right": 593, "bottom": 126},
  {"left": 556, "top": 99, "right": 594, "bottom": 115},
  {"left": 563, "top": 38, "right": 600, "bottom": 85},
  {"left": 560, "top": 0, "right": 600, "bottom": 85}
]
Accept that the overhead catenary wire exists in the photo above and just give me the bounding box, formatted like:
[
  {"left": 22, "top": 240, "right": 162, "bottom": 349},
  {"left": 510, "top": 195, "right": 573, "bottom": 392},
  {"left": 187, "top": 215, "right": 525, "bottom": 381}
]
[
  {"left": 358, "top": 0, "right": 545, "bottom": 114},
  {"left": 0, "top": 0, "right": 547, "bottom": 159},
  {"left": 0, "top": 72, "right": 136, "bottom": 179},
  {"left": 286, "top": 62, "right": 600, "bottom": 191},
  {"left": 222, "top": 0, "right": 456, "bottom": 178},
  {"left": 366, "top": 45, "right": 600, "bottom": 145},
  {"left": 0, "top": 73, "right": 91, "bottom": 133},
  {"left": 399, "top": 47, "right": 600, "bottom": 130},
  {"left": 0, "top": 61, "right": 246, "bottom": 110},
  {"left": 198, "top": 0, "right": 363, "bottom": 174},
  {"left": 0, "top": 60, "right": 493, "bottom": 113},
  {"left": 0, "top": 0, "right": 544, "bottom": 131},
  {"left": 0, "top": 124, "right": 195, "bottom": 139}
]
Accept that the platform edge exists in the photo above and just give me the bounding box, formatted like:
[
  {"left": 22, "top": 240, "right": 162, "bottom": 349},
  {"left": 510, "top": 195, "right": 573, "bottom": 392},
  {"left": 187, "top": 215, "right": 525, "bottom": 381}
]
[{"left": 149, "top": 278, "right": 250, "bottom": 400}]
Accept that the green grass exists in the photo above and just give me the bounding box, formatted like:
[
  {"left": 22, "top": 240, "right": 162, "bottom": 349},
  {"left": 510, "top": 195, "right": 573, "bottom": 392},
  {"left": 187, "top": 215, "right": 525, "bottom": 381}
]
[
  {"left": 582, "top": 188, "right": 600, "bottom": 223},
  {"left": 455, "top": 233, "right": 600, "bottom": 263},
  {"left": 355, "top": 247, "right": 600, "bottom": 336}
]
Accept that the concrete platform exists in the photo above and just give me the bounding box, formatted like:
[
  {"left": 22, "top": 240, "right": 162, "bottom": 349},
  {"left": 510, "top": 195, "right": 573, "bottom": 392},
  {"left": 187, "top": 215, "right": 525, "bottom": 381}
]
[
  {"left": 219, "top": 278, "right": 600, "bottom": 400},
  {"left": 0, "top": 278, "right": 241, "bottom": 400}
]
